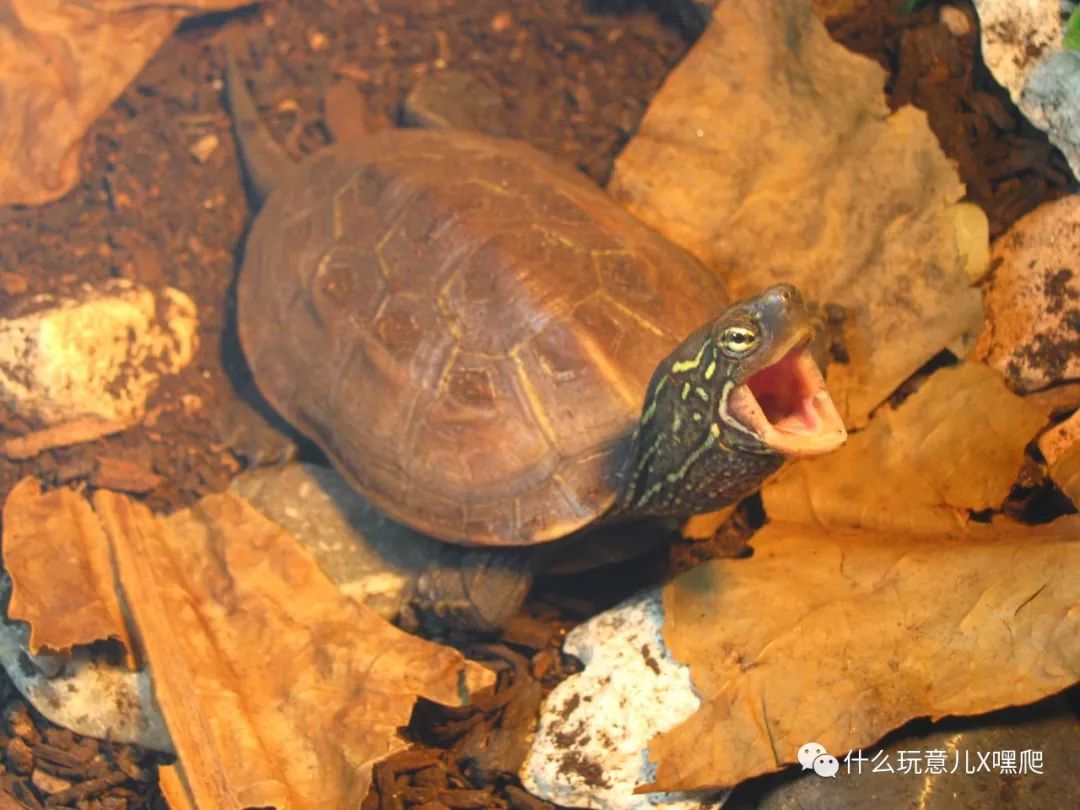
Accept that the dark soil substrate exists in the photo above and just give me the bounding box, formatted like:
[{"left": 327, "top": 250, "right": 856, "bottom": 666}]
[{"left": 0, "top": 0, "right": 1074, "bottom": 807}]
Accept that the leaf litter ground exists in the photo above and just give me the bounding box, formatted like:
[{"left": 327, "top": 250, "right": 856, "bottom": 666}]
[{"left": 0, "top": 0, "right": 1074, "bottom": 807}]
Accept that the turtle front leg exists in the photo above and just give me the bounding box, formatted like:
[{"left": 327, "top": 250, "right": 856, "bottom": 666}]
[{"left": 407, "top": 545, "right": 555, "bottom": 633}]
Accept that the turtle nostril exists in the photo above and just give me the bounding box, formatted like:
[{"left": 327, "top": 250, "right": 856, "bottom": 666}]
[{"left": 775, "top": 284, "right": 801, "bottom": 307}]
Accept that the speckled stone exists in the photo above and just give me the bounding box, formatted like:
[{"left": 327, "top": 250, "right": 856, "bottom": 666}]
[
  {"left": 977, "top": 195, "right": 1080, "bottom": 392},
  {"left": 971, "top": 0, "right": 1062, "bottom": 108},
  {"left": 0, "top": 280, "right": 197, "bottom": 426},
  {"left": 521, "top": 589, "right": 727, "bottom": 810}
]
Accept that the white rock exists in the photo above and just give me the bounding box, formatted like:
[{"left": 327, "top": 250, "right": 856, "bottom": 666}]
[
  {"left": 1022, "top": 49, "right": 1080, "bottom": 174},
  {"left": 948, "top": 201, "right": 992, "bottom": 283},
  {"left": 976, "top": 195, "right": 1080, "bottom": 391},
  {"left": 972, "top": 0, "right": 1062, "bottom": 105},
  {"left": 973, "top": 0, "right": 1080, "bottom": 178},
  {"left": 521, "top": 590, "right": 727, "bottom": 810},
  {"left": 0, "top": 280, "right": 197, "bottom": 426},
  {"left": 0, "top": 576, "right": 172, "bottom": 752}
]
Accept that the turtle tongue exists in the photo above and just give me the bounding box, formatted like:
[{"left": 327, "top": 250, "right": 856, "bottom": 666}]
[
  {"left": 747, "top": 345, "right": 823, "bottom": 433},
  {"left": 726, "top": 343, "right": 847, "bottom": 457}
]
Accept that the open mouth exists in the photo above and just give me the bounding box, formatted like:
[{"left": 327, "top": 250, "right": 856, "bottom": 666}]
[{"left": 724, "top": 340, "right": 847, "bottom": 457}]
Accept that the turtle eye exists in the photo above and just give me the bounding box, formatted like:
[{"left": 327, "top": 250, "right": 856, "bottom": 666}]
[{"left": 720, "top": 325, "right": 758, "bottom": 354}]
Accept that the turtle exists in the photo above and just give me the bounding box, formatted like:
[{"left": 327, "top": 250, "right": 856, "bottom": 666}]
[{"left": 224, "top": 56, "right": 848, "bottom": 631}]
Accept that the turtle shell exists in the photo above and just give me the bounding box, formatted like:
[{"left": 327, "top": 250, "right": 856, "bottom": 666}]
[{"left": 238, "top": 130, "right": 729, "bottom": 546}]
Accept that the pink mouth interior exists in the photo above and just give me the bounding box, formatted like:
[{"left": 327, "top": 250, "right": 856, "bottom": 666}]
[
  {"left": 723, "top": 341, "right": 847, "bottom": 456},
  {"left": 745, "top": 344, "right": 821, "bottom": 434}
]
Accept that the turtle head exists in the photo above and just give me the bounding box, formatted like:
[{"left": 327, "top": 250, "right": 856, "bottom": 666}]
[
  {"left": 616, "top": 283, "right": 846, "bottom": 518},
  {"left": 710, "top": 283, "right": 847, "bottom": 457}
]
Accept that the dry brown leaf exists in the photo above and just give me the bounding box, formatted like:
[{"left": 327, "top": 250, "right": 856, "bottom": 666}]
[
  {"left": 0, "top": 0, "right": 250, "bottom": 206},
  {"left": 159, "top": 765, "right": 197, "bottom": 810},
  {"left": 763, "top": 362, "right": 1047, "bottom": 533},
  {"left": 645, "top": 517, "right": 1080, "bottom": 792},
  {"left": 608, "top": 0, "right": 983, "bottom": 425},
  {"left": 92, "top": 490, "right": 488, "bottom": 809},
  {"left": 1, "top": 477, "right": 133, "bottom": 665}
]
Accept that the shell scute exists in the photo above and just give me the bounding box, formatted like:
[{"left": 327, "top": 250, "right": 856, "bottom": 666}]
[
  {"left": 310, "top": 245, "right": 386, "bottom": 324},
  {"left": 406, "top": 353, "right": 556, "bottom": 499}
]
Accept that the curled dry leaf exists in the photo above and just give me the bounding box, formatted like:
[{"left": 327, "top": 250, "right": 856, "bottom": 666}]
[
  {"left": 763, "top": 362, "right": 1048, "bottom": 533},
  {"left": 1039, "top": 407, "right": 1080, "bottom": 508},
  {"left": 646, "top": 517, "right": 1080, "bottom": 792},
  {"left": 607, "top": 0, "right": 983, "bottom": 425},
  {"left": 1, "top": 477, "right": 132, "bottom": 665},
  {"left": 0, "top": 0, "right": 251, "bottom": 206},
  {"left": 91, "top": 490, "right": 490, "bottom": 810}
]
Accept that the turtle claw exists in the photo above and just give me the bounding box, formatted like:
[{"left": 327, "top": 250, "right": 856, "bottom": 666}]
[{"left": 407, "top": 546, "right": 548, "bottom": 634}]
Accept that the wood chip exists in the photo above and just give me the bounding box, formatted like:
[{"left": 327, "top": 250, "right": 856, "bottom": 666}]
[
  {"left": 0, "top": 776, "right": 43, "bottom": 809},
  {"left": 5, "top": 737, "right": 34, "bottom": 775},
  {"left": 89, "top": 456, "right": 164, "bottom": 494},
  {"left": 32, "top": 742, "right": 93, "bottom": 775},
  {"left": 40, "top": 770, "right": 127, "bottom": 807},
  {"left": 30, "top": 769, "right": 72, "bottom": 796},
  {"left": 500, "top": 615, "right": 555, "bottom": 651},
  {"left": 6, "top": 703, "right": 38, "bottom": 742},
  {"left": 2, "top": 418, "right": 127, "bottom": 461}
]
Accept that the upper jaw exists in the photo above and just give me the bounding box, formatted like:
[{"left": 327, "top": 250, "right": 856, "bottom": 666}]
[{"left": 721, "top": 331, "right": 847, "bottom": 458}]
